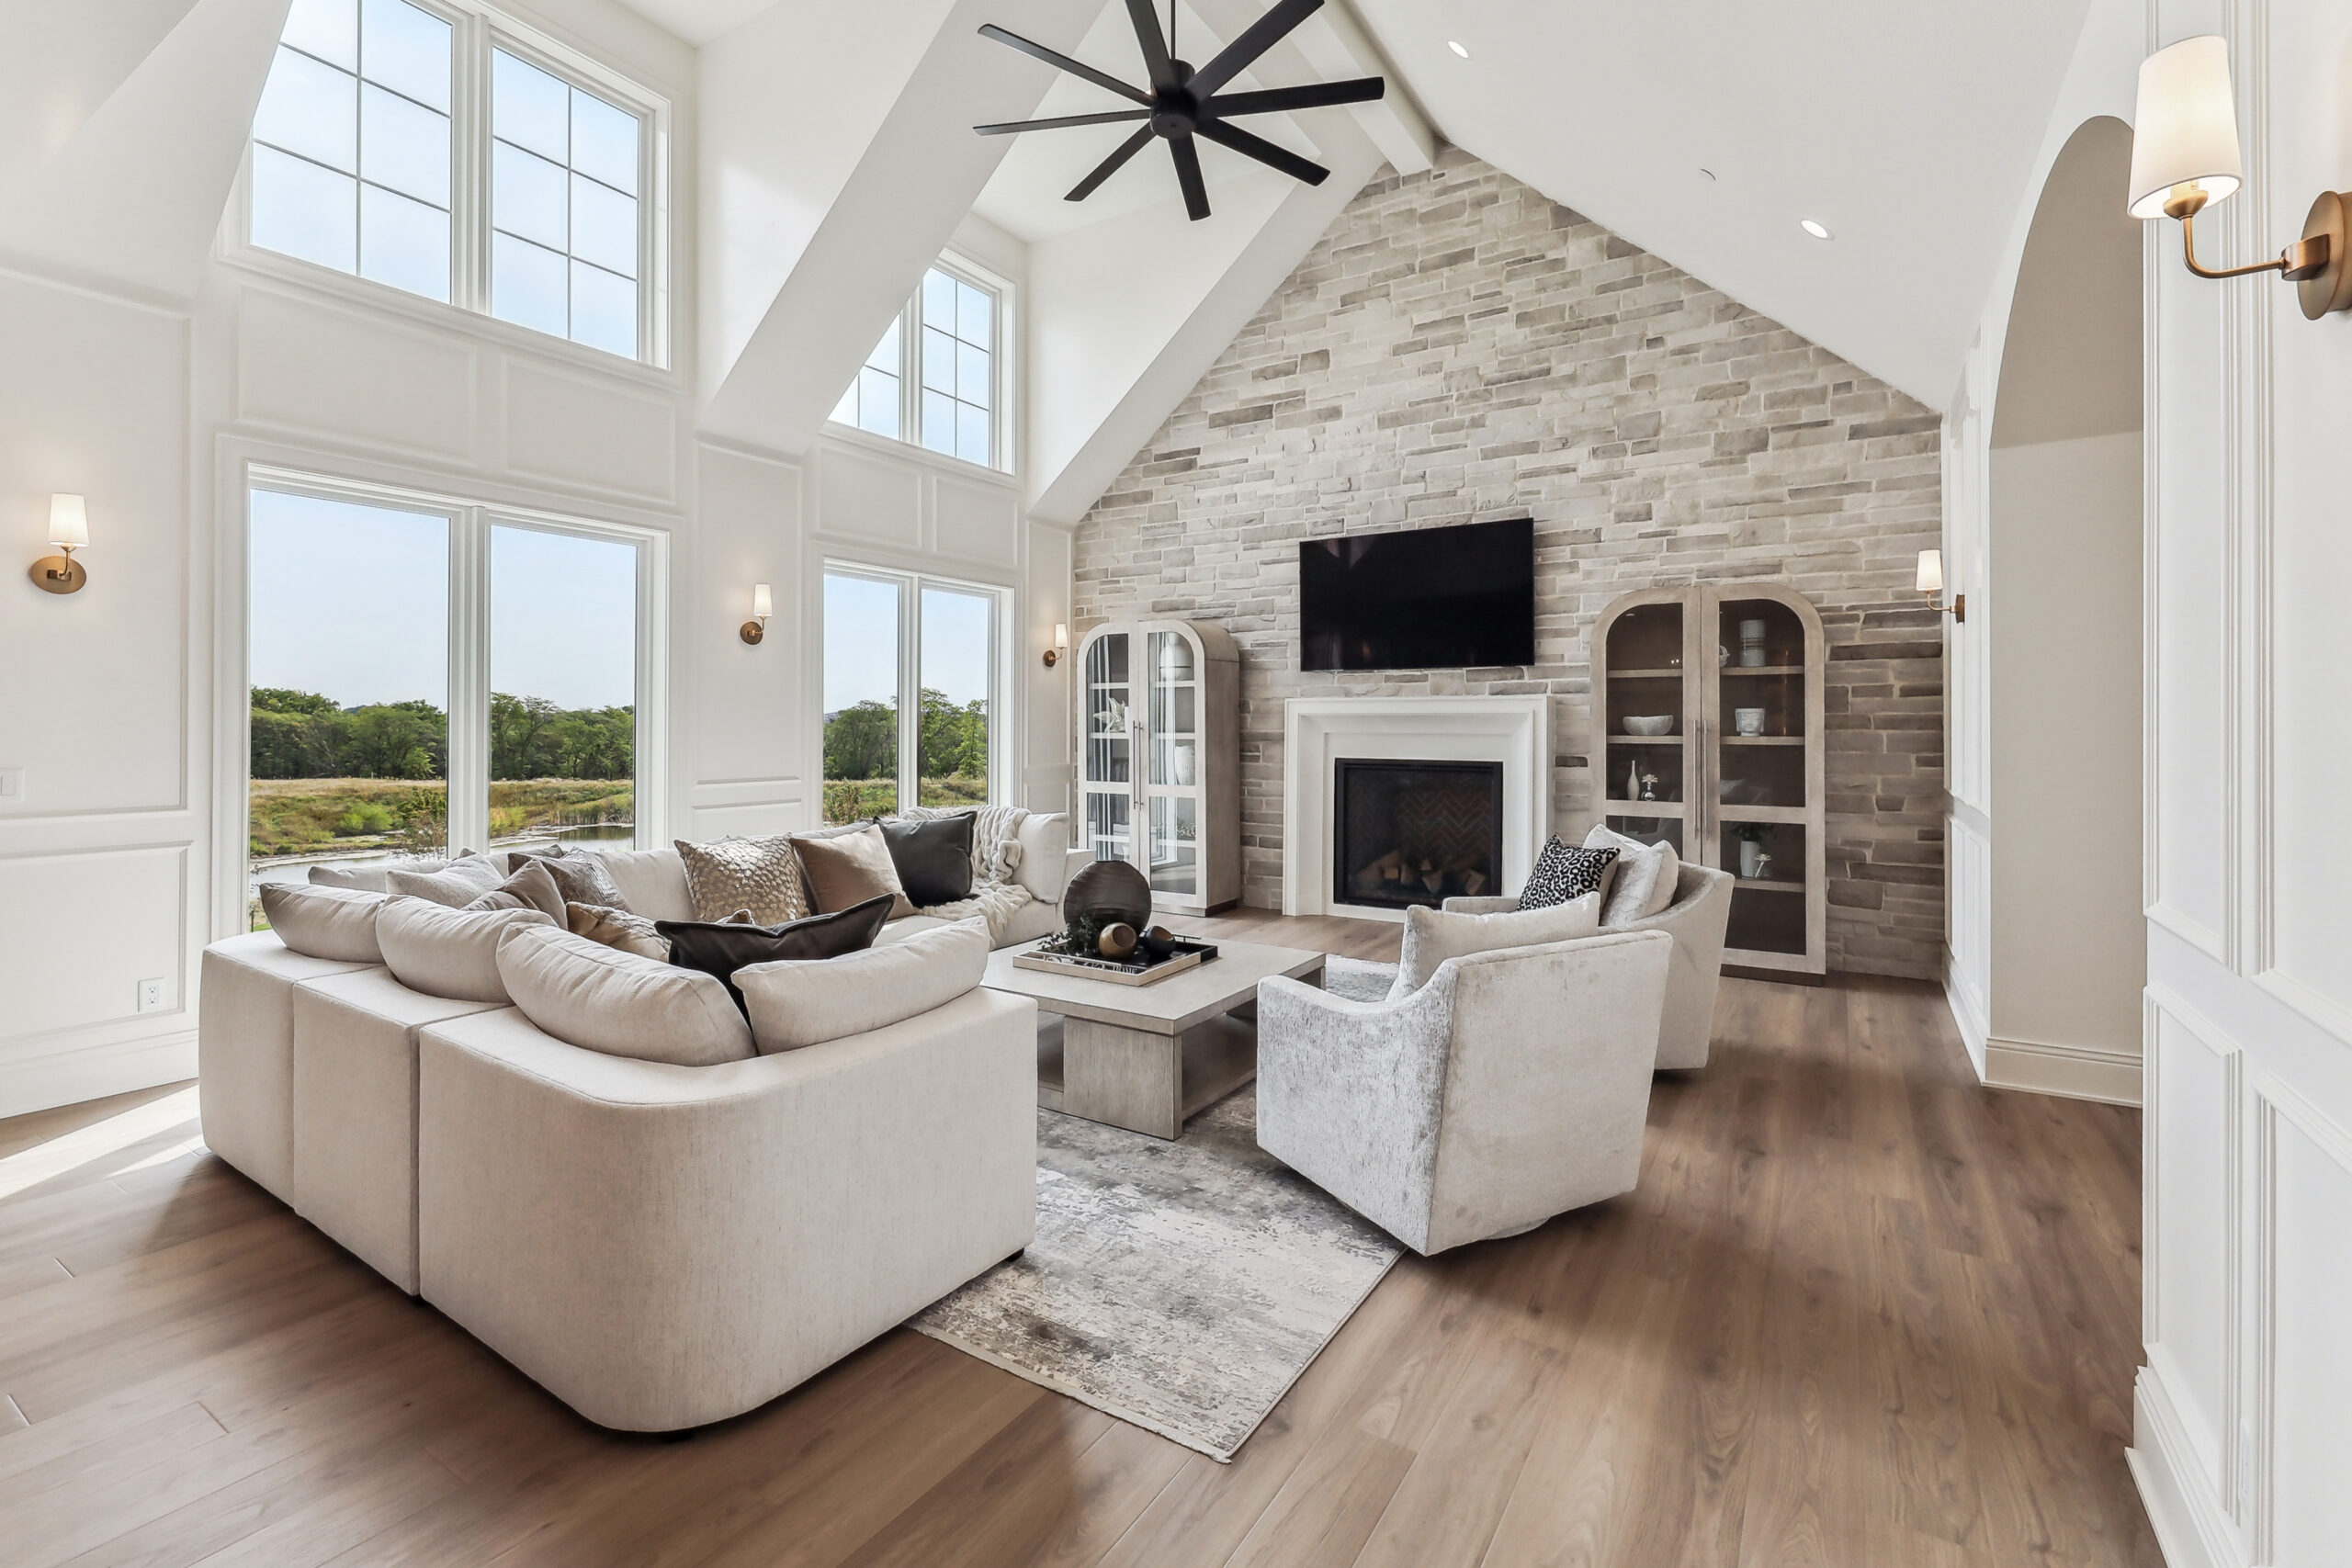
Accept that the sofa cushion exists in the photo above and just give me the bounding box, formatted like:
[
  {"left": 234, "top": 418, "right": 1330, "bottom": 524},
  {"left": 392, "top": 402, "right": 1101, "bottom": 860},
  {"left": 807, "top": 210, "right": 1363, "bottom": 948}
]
[
  {"left": 198, "top": 932, "right": 379, "bottom": 1201},
  {"left": 876, "top": 914, "right": 952, "bottom": 944},
  {"left": 654, "top": 895, "right": 894, "bottom": 1016},
  {"left": 1516, "top": 836, "right": 1618, "bottom": 912},
  {"left": 566, "top": 901, "right": 670, "bottom": 960},
  {"left": 674, "top": 835, "right": 811, "bottom": 925},
  {"left": 1390, "top": 894, "right": 1601, "bottom": 998},
  {"left": 736, "top": 919, "right": 989, "bottom": 1053},
  {"left": 377, "top": 898, "right": 554, "bottom": 1003},
  {"left": 463, "top": 858, "right": 568, "bottom": 922},
  {"left": 1014, "top": 813, "right": 1071, "bottom": 904},
  {"left": 582, "top": 847, "right": 693, "bottom": 922},
  {"left": 258, "top": 883, "right": 390, "bottom": 964},
  {"left": 386, "top": 853, "right": 513, "bottom": 908},
  {"left": 494, "top": 923, "right": 753, "bottom": 1066},
  {"left": 793, "top": 824, "right": 914, "bottom": 919},
  {"left": 310, "top": 855, "right": 453, "bottom": 894},
  {"left": 1586, "top": 825, "right": 1680, "bottom": 928},
  {"left": 510, "top": 845, "right": 631, "bottom": 910},
  {"left": 879, "top": 815, "right": 976, "bottom": 906}
]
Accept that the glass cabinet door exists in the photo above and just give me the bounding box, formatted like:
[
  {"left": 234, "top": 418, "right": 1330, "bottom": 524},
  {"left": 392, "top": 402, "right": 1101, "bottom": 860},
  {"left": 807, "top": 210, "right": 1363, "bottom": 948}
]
[
  {"left": 1708, "top": 593, "right": 1814, "bottom": 963},
  {"left": 1143, "top": 629, "right": 1201, "bottom": 897},
  {"left": 1600, "top": 595, "right": 1692, "bottom": 854},
  {"left": 1080, "top": 631, "right": 1134, "bottom": 865}
]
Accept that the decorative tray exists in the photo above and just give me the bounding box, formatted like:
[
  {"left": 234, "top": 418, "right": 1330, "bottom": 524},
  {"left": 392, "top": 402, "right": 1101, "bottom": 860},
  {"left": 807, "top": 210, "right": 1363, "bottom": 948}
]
[{"left": 1012, "top": 938, "right": 1220, "bottom": 987}]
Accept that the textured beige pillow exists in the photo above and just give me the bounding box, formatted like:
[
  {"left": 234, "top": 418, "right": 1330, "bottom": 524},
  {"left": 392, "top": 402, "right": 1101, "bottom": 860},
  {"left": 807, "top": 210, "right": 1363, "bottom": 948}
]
[
  {"left": 565, "top": 901, "right": 671, "bottom": 960},
  {"left": 1586, "top": 825, "right": 1679, "bottom": 928},
  {"left": 258, "top": 883, "right": 389, "bottom": 964},
  {"left": 464, "top": 858, "right": 567, "bottom": 922},
  {"left": 1388, "top": 894, "right": 1601, "bottom": 998},
  {"left": 376, "top": 898, "right": 552, "bottom": 1003},
  {"left": 673, "top": 836, "right": 810, "bottom": 924},
  {"left": 495, "top": 923, "right": 753, "bottom": 1066},
  {"left": 791, "top": 823, "right": 914, "bottom": 919},
  {"left": 309, "top": 856, "right": 450, "bottom": 894},
  {"left": 736, "top": 919, "right": 988, "bottom": 1052}
]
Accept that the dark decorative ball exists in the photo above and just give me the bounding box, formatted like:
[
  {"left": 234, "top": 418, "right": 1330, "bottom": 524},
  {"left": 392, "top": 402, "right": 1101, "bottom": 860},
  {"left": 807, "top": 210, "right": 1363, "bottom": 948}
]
[
  {"left": 1097, "top": 922, "right": 1138, "bottom": 960},
  {"left": 1064, "top": 857, "right": 1152, "bottom": 932}
]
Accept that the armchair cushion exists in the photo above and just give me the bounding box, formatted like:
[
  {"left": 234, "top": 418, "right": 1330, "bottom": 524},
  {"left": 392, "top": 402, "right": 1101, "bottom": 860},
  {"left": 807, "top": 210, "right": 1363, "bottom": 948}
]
[
  {"left": 1389, "top": 892, "right": 1600, "bottom": 998},
  {"left": 1587, "top": 825, "right": 1679, "bottom": 927}
]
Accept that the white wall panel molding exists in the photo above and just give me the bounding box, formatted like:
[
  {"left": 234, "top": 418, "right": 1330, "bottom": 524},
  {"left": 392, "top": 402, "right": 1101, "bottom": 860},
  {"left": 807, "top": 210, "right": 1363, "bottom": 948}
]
[
  {"left": 2249, "top": 1071, "right": 2352, "bottom": 1562},
  {"left": 502, "top": 363, "right": 682, "bottom": 506},
  {"left": 1945, "top": 807, "right": 1992, "bottom": 1077},
  {"left": 2144, "top": 982, "right": 2244, "bottom": 1492},
  {"left": 2131, "top": 1360, "right": 2250, "bottom": 1568},
  {"left": 235, "top": 287, "right": 483, "bottom": 467},
  {"left": 687, "top": 778, "right": 804, "bottom": 811}
]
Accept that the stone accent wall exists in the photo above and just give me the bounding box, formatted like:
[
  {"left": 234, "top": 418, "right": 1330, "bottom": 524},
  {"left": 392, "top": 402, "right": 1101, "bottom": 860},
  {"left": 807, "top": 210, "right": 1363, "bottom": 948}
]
[{"left": 1071, "top": 148, "right": 1946, "bottom": 978}]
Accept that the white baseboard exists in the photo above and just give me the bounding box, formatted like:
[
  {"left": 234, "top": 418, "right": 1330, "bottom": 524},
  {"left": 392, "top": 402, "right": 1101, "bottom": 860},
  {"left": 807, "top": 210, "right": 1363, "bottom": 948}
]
[
  {"left": 1943, "top": 950, "right": 1988, "bottom": 1079},
  {"left": 1984, "top": 1033, "right": 2143, "bottom": 1106},
  {"left": 2128, "top": 1366, "right": 2246, "bottom": 1568},
  {"left": 0, "top": 1030, "right": 197, "bottom": 1121}
]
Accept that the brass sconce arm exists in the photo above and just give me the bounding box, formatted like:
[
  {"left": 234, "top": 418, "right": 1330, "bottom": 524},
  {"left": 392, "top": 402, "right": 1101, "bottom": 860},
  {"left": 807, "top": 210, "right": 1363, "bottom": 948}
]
[
  {"left": 2170, "top": 194, "right": 2332, "bottom": 280},
  {"left": 2160, "top": 184, "right": 2352, "bottom": 317}
]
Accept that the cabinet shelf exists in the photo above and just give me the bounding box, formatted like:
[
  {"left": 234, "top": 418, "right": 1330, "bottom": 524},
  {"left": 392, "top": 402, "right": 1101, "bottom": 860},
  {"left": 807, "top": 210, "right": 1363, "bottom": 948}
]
[
  {"left": 1609, "top": 668, "right": 1685, "bottom": 680},
  {"left": 1729, "top": 878, "right": 1804, "bottom": 893},
  {"left": 1719, "top": 664, "right": 1803, "bottom": 677},
  {"left": 1604, "top": 800, "right": 1685, "bottom": 817},
  {"left": 1609, "top": 732, "right": 1684, "bottom": 744},
  {"left": 1721, "top": 735, "right": 1804, "bottom": 747}
]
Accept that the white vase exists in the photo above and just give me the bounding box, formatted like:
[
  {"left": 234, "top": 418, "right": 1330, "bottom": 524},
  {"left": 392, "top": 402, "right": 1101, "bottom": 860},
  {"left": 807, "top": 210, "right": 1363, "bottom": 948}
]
[
  {"left": 1171, "top": 742, "right": 1196, "bottom": 785},
  {"left": 1739, "top": 839, "right": 1764, "bottom": 878},
  {"left": 1159, "top": 642, "right": 1193, "bottom": 681}
]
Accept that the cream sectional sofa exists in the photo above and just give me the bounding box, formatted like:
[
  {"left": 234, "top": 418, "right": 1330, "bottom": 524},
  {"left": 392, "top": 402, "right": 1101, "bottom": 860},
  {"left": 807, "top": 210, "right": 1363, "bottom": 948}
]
[{"left": 197, "top": 827, "right": 1080, "bottom": 1431}]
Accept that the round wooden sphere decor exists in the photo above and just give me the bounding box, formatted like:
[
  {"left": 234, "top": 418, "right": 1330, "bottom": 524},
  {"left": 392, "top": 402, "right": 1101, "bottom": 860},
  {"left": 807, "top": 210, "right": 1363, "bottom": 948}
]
[
  {"left": 1096, "top": 922, "right": 1139, "bottom": 960},
  {"left": 1064, "top": 858, "right": 1152, "bottom": 932}
]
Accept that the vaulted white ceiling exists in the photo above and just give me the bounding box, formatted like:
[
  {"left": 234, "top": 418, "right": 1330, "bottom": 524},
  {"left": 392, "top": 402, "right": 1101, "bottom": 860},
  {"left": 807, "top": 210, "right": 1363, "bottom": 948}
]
[{"left": 1347, "top": 0, "right": 2095, "bottom": 407}]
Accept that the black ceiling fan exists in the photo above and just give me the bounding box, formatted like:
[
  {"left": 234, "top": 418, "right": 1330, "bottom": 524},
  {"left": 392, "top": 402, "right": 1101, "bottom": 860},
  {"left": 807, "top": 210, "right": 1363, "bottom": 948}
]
[{"left": 973, "top": 0, "right": 1384, "bottom": 221}]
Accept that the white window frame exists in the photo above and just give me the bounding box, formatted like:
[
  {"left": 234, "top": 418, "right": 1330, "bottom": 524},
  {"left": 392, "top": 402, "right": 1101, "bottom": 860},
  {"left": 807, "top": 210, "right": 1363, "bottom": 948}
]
[
  {"left": 230, "top": 0, "right": 673, "bottom": 369},
  {"left": 236, "top": 466, "right": 669, "bottom": 872},
  {"left": 827, "top": 253, "right": 1017, "bottom": 475},
  {"left": 820, "top": 561, "right": 1010, "bottom": 817}
]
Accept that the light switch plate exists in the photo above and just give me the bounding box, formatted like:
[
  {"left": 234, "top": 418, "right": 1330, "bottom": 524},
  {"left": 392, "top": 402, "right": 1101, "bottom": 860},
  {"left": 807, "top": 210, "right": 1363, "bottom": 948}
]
[
  {"left": 0, "top": 768, "right": 22, "bottom": 803},
  {"left": 138, "top": 977, "right": 166, "bottom": 1013}
]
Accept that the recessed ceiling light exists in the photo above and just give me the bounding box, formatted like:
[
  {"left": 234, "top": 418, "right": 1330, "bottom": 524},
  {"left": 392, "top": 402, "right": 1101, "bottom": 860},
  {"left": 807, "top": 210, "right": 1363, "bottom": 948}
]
[
  {"left": 1800, "top": 219, "right": 1833, "bottom": 240},
  {"left": 1447, "top": 39, "right": 1470, "bottom": 58}
]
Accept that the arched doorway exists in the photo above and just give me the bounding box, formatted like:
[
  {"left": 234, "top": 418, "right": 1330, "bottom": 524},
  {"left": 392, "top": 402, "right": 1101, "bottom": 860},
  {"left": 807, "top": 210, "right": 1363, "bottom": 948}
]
[{"left": 1984, "top": 116, "right": 2145, "bottom": 1093}]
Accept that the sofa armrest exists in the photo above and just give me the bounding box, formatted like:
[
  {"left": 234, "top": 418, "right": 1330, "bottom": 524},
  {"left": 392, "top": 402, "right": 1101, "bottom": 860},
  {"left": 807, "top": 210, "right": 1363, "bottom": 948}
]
[
  {"left": 416, "top": 987, "right": 1039, "bottom": 1430},
  {"left": 1441, "top": 896, "right": 1520, "bottom": 915}
]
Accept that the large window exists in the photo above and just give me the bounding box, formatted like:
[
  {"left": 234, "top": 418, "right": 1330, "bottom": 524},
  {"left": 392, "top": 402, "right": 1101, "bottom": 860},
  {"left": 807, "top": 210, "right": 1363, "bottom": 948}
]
[
  {"left": 821, "top": 567, "right": 1002, "bottom": 824},
  {"left": 245, "top": 479, "right": 655, "bottom": 929},
  {"left": 830, "top": 261, "right": 1006, "bottom": 469},
  {"left": 248, "top": 0, "right": 660, "bottom": 361}
]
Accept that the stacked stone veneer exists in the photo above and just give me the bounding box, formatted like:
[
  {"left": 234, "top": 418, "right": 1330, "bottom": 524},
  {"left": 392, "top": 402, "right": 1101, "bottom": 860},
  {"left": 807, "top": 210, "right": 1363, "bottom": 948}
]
[{"left": 1071, "top": 149, "right": 1946, "bottom": 978}]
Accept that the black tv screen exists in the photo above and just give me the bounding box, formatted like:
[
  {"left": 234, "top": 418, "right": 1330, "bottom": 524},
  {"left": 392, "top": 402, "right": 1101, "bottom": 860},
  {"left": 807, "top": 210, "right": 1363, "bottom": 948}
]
[{"left": 1299, "top": 518, "right": 1535, "bottom": 671}]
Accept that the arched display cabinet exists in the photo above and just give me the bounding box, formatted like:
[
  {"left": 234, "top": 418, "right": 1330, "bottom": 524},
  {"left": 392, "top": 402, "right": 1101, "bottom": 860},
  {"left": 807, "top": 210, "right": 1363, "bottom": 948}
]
[
  {"left": 1073, "top": 618, "right": 1240, "bottom": 915},
  {"left": 1592, "top": 584, "right": 1827, "bottom": 979}
]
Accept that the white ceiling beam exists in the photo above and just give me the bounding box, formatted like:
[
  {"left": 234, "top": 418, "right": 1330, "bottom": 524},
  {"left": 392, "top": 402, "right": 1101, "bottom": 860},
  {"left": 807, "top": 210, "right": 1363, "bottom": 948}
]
[{"left": 1286, "top": 0, "right": 1432, "bottom": 175}]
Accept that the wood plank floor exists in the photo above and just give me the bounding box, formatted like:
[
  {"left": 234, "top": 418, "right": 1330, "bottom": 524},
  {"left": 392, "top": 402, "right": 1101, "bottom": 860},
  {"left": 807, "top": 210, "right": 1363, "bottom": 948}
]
[{"left": 0, "top": 910, "right": 2160, "bottom": 1567}]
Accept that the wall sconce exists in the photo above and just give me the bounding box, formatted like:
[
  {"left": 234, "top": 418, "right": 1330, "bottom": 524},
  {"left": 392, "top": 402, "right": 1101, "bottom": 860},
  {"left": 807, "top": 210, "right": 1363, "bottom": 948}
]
[
  {"left": 741, "top": 582, "right": 772, "bottom": 645},
  {"left": 2128, "top": 35, "right": 2352, "bottom": 319},
  {"left": 1917, "top": 549, "right": 1963, "bottom": 622},
  {"left": 28, "top": 494, "right": 89, "bottom": 594},
  {"left": 1043, "top": 622, "right": 1069, "bottom": 669}
]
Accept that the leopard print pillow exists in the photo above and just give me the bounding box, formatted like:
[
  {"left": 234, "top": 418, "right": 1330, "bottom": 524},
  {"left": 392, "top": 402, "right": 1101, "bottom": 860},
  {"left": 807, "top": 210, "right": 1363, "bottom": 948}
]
[{"left": 673, "top": 835, "right": 811, "bottom": 925}]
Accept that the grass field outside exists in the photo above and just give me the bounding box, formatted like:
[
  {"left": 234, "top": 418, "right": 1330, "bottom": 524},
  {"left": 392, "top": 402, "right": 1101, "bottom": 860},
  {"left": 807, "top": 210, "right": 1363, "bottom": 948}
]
[
  {"left": 249, "top": 777, "right": 632, "bottom": 862},
  {"left": 821, "top": 775, "right": 987, "bottom": 824}
]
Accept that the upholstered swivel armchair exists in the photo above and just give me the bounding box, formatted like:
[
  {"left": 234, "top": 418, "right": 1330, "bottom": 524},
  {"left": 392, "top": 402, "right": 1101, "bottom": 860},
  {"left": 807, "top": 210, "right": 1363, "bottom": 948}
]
[
  {"left": 1443, "top": 861, "right": 1734, "bottom": 1069},
  {"left": 1256, "top": 929, "right": 1672, "bottom": 1256}
]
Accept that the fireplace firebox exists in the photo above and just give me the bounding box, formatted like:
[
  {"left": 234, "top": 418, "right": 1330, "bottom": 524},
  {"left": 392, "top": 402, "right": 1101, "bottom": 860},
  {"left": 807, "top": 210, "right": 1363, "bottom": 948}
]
[{"left": 1332, "top": 759, "right": 1505, "bottom": 911}]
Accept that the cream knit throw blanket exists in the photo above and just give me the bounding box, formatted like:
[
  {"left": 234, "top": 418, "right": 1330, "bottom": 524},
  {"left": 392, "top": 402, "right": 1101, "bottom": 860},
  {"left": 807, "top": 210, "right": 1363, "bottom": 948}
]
[{"left": 899, "top": 804, "right": 1035, "bottom": 940}]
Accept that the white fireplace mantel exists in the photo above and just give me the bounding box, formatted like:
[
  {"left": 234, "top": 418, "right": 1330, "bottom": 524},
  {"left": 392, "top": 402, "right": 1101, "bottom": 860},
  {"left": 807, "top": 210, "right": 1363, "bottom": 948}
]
[{"left": 1282, "top": 695, "right": 1552, "bottom": 921}]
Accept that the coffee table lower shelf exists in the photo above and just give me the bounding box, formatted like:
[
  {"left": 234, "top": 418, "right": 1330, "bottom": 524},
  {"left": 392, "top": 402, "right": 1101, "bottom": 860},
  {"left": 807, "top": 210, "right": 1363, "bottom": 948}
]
[{"left": 1035, "top": 1012, "right": 1261, "bottom": 1140}]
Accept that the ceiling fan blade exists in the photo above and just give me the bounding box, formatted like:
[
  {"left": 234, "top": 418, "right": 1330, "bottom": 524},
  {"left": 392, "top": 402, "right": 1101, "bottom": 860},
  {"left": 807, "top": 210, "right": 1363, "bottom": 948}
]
[
  {"left": 1122, "top": 0, "right": 1179, "bottom": 92},
  {"left": 978, "top": 25, "right": 1152, "bottom": 107},
  {"left": 1066, "top": 125, "right": 1157, "bottom": 201},
  {"left": 1194, "top": 118, "right": 1328, "bottom": 186},
  {"left": 1188, "top": 0, "right": 1322, "bottom": 98},
  {"left": 976, "top": 108, "right": 1153, "bottom": 135},
  {"left": 1170, "top": 135, "right": 1212, "bottom": 220},
  {"left": 1204, "top": 78, "right": 1384, "bottom": 118}
]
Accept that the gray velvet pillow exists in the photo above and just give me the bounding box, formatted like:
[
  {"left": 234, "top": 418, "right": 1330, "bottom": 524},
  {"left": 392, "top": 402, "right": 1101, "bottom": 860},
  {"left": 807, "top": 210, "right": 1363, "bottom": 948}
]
[
  {"left": 463, "top": 858, "right": 568, "bottom": 922},
  {"left": 512, "top": 845, "right": 631, "bottom": 910}
]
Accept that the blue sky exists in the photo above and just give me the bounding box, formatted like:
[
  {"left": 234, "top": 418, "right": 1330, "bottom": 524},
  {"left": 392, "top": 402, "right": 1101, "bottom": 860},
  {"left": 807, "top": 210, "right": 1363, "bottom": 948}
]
[
  {"left": 249, "top": 490, "right": 637, "bottom": 710},
  {"left": 823, "top": 572, "right": 992, "bottom": 711}
]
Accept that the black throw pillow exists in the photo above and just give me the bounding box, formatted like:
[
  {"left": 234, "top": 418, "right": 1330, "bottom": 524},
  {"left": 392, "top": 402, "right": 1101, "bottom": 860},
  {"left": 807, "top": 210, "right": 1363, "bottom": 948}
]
[
  {"left": 879, "top": 814, "right": 975, "bottom": 906},
  {"left": 656, "top": 894, "right": 894, "bottom": 1015},
  {"left": 1517, "top": 837, "right": 1619, "bottom": 911}
]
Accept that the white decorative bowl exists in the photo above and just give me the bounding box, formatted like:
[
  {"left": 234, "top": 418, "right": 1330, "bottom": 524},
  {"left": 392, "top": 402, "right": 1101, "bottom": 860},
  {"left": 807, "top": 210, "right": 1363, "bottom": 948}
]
[{"left": 1623, "top": 716, "right": 1675, "bottom": 736}]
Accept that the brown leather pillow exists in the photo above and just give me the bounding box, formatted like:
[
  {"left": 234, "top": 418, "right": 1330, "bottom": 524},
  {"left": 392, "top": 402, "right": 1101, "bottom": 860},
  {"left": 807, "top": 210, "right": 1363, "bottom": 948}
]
[
  {"left": 654, "top": 895, "right": 895, "bottom": 1015},
  {"left": 791, "top": 824, "right": 914, "bottom": 919},
  {"left": 464, "top": 857, "right": 567, "bottom": 922}
]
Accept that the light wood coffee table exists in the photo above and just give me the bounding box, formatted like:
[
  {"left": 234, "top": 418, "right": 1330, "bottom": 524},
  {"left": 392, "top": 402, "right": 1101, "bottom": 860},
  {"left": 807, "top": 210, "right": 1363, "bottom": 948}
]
[{"left": 984, "top": 938, "right": 1326, "bottom": 1140}]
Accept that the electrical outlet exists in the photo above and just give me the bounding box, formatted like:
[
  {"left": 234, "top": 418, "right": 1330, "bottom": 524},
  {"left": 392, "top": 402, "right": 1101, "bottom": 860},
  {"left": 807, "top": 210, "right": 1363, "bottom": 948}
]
[
  {"left": 137, "top": 977, "right": 167, "bottom": 1013},
  {"left": 0, "top": 767, "right": 23, "bottom": 804}
]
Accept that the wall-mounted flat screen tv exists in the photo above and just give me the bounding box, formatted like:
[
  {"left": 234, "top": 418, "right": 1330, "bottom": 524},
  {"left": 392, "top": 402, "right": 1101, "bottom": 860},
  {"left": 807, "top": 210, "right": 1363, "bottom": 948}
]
[{"left": 1299, "top": 518, "right": 1536, "bottom": 671}]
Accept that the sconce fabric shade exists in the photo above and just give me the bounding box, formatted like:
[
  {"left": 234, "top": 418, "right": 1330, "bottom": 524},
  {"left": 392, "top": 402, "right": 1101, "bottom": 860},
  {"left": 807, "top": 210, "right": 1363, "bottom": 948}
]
[
  {"left": 1915, "top": 549, "right": 1943, "bottom": 594},
  {"left": 49, "top": 493, "right": 89, "bottom": 549},
  {"left": 1052, "top": 623, "right": 1069, "bottom": 649},
  {"left": 751, "top": 583, "right": 773, "bottom": 621},
  {"left": 2128, "top": 36, "right": 2244, "bottom": 219}
]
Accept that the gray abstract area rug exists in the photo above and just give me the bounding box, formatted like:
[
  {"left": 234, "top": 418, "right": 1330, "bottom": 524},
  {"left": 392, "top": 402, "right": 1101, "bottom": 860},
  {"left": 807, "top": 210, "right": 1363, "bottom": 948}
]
[{"left": 909, "top": 1086, "right": 1403, "bottom": 1462}]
